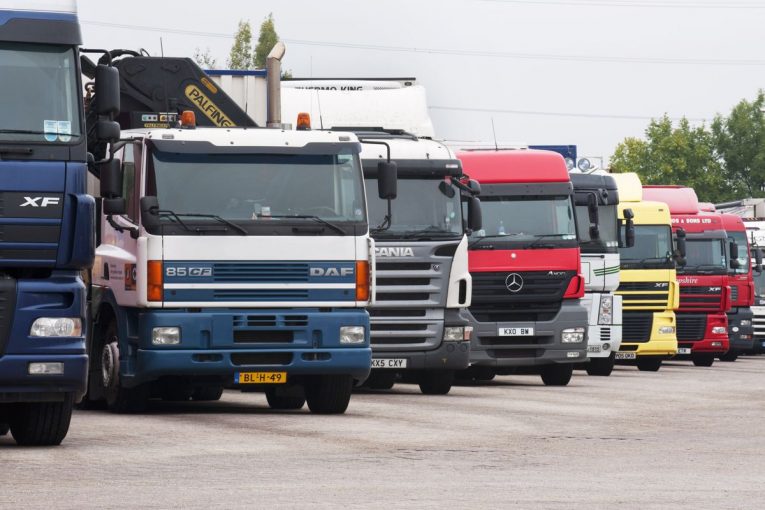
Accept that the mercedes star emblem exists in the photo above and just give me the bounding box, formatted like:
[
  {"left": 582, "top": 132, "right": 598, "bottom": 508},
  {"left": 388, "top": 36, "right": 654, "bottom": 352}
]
[{"left": 505, "top": 273, "right": 524, "bottom": 293}]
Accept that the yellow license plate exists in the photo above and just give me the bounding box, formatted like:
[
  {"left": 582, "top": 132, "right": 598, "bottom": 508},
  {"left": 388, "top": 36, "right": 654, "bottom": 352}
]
[{"left": 235, "top": 372, "right": 287, "bottom": 384}]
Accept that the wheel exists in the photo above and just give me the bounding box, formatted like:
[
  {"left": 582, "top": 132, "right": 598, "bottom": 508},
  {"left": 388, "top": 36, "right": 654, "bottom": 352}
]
[
  {"left": 192, "top": 385, "right": 224, "bottom": 401},
  {"left": 100, "top": 321, "right": 148, "bottom": 413},
  {"left": 719, "top": 351, "right": 738, "bottom": 362},
  {"left": 692, "top": 354, "right": 715, "bottom": 367},
  {"left": 265, "top": 387, "right": 306, "bottom": 410},
  {"left": 540, "top": 364, "right": 573, "bottom": 386},
  {"left": 636, "top": 357, "right": 662, "bottom": 372},
  {"left": 305, "top": 375, "right": 353, "bottom": 414},
  {"left": 0, "top": 423, "right": 9, "bottom": 436},
  {"left": 364, "top": 371, "right": 396, "bottom": 390},
  {"left": 8, "top": 395, "right": 74, "bottom": 446},
  {"left": 586, "top": 353, "right": 615, "bottom": 377},
  {"left": 417, "top": 370, "right": 454, "bottom": 395}
]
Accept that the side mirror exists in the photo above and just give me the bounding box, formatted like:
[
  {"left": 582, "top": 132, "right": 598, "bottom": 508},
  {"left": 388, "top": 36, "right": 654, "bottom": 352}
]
[
  {"left": 96, "top": 120, "right": 120, "bottom": 143},
  {"left": 623, "top": 208, "right": 635, "bottom": 248},
  {"left": 676, "top": 228, "right": 687, "bottom": 259},
  {"left": 140, "top": 196, "right": 161, "bottom": 231},
  {"left": 95, "top": 64, "right": 120, "bottom": 117},
  {"left": 587, "top": 194, "right": 600, "bottom": 240},
  {"left": 730, "top": 240, "right": 740, "bottom": 262},
  {"left": 103, "top": 197, "right": 126, "bottom": 215},
  {"left": 377, "top": 161, "right": 397, "bottom": 200},
  {"left": 756, "top": 249, "right": 763, "bottom": 273},
  {"left": 468, "top": 179, "right": 481, "bottom": 196},
  {"left": 468, "top": 196, "right": 482, "bottom": 232},
  {"left": 99, "top": 158, "right": 122, "bottom": 198}
]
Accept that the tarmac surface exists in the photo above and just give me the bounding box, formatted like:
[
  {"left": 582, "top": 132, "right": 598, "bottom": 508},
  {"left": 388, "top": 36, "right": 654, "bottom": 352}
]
[{"left": 2, "top": 357, "right": 764, "bottom": 509}]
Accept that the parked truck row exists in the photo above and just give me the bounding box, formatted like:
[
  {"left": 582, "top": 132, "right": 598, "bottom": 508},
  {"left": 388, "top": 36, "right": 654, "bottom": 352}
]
[{"left": 1, "top": 1, "right": 761, "bottom": 446}]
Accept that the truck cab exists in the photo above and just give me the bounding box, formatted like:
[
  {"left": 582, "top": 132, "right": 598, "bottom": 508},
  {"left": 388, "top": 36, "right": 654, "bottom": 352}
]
[
  {"left": 719, "top": 213, "right": 755, "bottom": 361},
  {"left": 86, "top": 125, "right": 375, "bottom": 414},
  {"left": 611, "top": 173, "right": 679, "bottom": 371},
  {"left": 457, "top": 149, "right": 588, "bottom": 386},
  {"left": 570, "top": 172, "right": 623, "bottom": 376},
  {"left": 355, "top": 131, "right": 478, "bottom": 394},
  {"left": 643, "top": 186, "right": 731, "bottom": 367}
]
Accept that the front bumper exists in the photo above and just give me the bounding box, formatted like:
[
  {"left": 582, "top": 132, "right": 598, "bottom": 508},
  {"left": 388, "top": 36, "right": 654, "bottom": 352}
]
[
  {"left": 727, "top": 307, "right": 754, "bottom": 352},
  {"left": 467, "top": 299, "right": 589, "bottom": 367},
  {"left": 619, "top": 310, "right": 678, "bottom": 357},
  {"left": 0, "top": 354, "right": 87, "bottom": 402},
  {"left": 675, "top": 313, "right": 729, "bottom": 356},
  {"left": 122, "top": 308, "right": 372, "bottom": 386}
]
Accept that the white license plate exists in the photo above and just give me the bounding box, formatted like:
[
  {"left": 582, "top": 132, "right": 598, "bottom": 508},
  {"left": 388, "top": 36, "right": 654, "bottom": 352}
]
[
  {"left": 587, "top": 345, "right": 602, "bottom": 353},
  {"left": 372, "top": 358, "right": 407, "bottom": 369},
  {"left": 678, "top": 347, "right": 692, "bottom": 355},
  {"left": 498, "top": 327, "right": 534, "bottom": 336},
  {"left": 615, "top": 352, "right": 636, "bottom": 360}
]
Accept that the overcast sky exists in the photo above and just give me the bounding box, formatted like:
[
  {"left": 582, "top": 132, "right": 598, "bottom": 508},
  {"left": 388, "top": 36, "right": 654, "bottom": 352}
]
[{"left": 78, "top": 0, "right": 765, "bottom": 163}]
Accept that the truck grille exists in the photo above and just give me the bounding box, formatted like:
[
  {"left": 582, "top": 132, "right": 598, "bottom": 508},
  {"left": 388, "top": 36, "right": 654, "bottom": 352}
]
[
  {"left": 622, "top": 312, "right": 653, "bottom": 343},
  {"left": 617, "top": 282, "right": 669, "bottom": 310},
  {"left": 212, "top": 262, "right": 309, "bottom": 283},
  {"left": 753, "top": 310, "right": 765, "bottom": 341},
  {"left": 0, "top": 277, "right": 16, "bottom": 356},
  {"left": 469, "top": 271, "right": 574, "bottom": 323},
  {"left": 676, "top": 314, "right": 707, "bottom": 341},
  {"left": 678, "top": 286, "right": 722, "bottom": 312},
  {"left": 730, "top": 285, "right": 739, "bottom": 302}
]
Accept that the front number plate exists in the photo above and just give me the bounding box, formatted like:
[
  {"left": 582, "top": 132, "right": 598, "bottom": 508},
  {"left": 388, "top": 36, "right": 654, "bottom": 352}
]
[
  {"left": 372, "top": 358, "right": 407, "bottom": 369},
  {"left": 498, "top": 327, "right": 534, "bottom": 336},
  {"left": 615, "top": 352, "right": 636, "bottom": 360},
  {"left": 235, "top": 372, "right": 287, "bottom": 384},
  {"left": 677, "top": 347, "right": 692, "bottom": 355},
  {"left": 587, "top": 345, "right": 602, "bottom": 353}
]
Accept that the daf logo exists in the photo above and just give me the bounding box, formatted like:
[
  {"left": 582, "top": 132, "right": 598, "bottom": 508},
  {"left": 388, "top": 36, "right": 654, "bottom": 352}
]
[
  {"left": 21, "top": 196, "right": 60, "bottom": 207},
  {"left": 310, "top": 267, "right": 354, "bottom": 277},
  {"left": 375, "top": 247, "right": 414, "bottom": 257},
  {"left": 505, "top": 273, "right": 524, "bottom": 293}
]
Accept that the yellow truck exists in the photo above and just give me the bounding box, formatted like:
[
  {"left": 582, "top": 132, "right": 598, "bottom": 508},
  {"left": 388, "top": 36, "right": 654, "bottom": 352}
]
[{"left": 611, "top": 173, "right": 679, "bottom": 371}]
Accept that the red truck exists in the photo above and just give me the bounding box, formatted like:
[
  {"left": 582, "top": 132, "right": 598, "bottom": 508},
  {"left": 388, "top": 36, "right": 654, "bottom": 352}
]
[
  {"left": 643, "top": 186, "right": 731, "bottom": 366},
  {"left": 719, "top": 213, "right": 755, "bottom": 361},
  {"left": 456, "top": 150, "right": 588, "bottom": 386}
]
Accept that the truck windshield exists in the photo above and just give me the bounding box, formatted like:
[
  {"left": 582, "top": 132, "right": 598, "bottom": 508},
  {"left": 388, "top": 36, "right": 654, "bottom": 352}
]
[
  {"left": 680, "top": 238, "right": 726, "bottom": 274},
  {"left": 0, "top": 42, "right": 81, "bottom": 143},
  {"left": 147, "top": 150, "right": 366, "bottom": 233},
  {"left": 365, "top": 177, "right": 462, "bottom": 238},
  {"left": 575, "top": 204, "right": 618, "bottom": 253},
  {"left": 469, "top": 195, "right": 576, "bottom": 243},
  {"left": 753, "top": 268, "right": 765, "bottom": 298},
  {"left": 619, "top": 225, "right": 673, "bottom": 263},
  {"left": 729, "top": 231, "right": 750, "bottom": 275}
]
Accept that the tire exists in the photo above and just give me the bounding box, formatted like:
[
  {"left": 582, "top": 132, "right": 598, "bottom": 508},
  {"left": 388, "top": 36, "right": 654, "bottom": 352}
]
[
  {"left": 0, "top": 423, "right": 9, "bottom": 436},
  {"left": 364, "top": 371, "right": 397, "bottom": 390},
  {"left": 192, "top": 385, "right": 224, "bottom": 402},
  {"left": 636, "top": 357, "right": 662, "bottom": 372},
  {"left": 305, "top": 375, "right": 353, "bottom": 414},
  {"left": 540, "top": 364, "right": 573, "bottom": 386},
  {"left": 265, "top": 387, "right": 305, "bottom": 410},
  {"left": 8, "top": 395, "right": 74, "bottom": 446},
  {"left": 586, "top": 353, "right": 615, "bottom": 377},
  {"left": 417, "top": 370, "right": 454, "bottom": 395},
  {"left": 719, "top": 351, "right": 738, "bottom": 362},
  {"left": 100, "top": 320, "right": 148, "bottom": 413},
  {"left": 692, "top": 354, "right": 715, "bottom": 367}
]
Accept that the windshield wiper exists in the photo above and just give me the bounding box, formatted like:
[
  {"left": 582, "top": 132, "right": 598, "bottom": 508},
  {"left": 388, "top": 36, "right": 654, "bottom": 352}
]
[
  {"left": 268, "top": 214, "right": 346, "bottom": 236},
  {"left": 0, "top": 129, "right": 49, "bottom": 135},
  {"left": 157, "top": 210, "right": 247, "bottom": 235},
  {"left": 683, "top": 263, "right": 725, "bottom": 274},
  {"left": 400, "top": 226, "right": 459, "bottom": 240},
  {"left": 525, "top": 233, "right": 573, "bottom": 249},
  {"left": 468, "top": 233, "right": 523, "bottom": 249}
]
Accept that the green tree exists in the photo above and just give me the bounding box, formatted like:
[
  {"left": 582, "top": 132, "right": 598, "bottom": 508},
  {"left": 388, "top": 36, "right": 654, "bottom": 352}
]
[
  {"left": 227, "top": 20, "right": 253, "bottom": 70},
  {"left": 193, "top": 47, "right": 217, "bottom": 69},
  {"left": 611, "top": 115, "right": 730, "bottom": 202},
  {"left": 253, "top": 13, "right": 279, "bottom": 68},
  {"left": 711, "top": 91, "right": 765, "bottom": 198}
]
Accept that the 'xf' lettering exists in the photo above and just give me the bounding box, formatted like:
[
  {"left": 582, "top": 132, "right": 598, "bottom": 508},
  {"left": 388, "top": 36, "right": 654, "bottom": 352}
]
[{"left": 21, "top": 197, "right": 60, "bottom": 207}]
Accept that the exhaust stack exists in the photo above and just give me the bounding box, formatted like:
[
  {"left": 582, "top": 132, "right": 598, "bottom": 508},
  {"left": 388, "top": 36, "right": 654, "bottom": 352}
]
[{"left": 266, "top": 41, "right": 286, "bottom": 128}]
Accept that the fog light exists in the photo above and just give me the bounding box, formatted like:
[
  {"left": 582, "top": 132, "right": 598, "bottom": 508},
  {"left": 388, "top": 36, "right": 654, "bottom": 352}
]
[
  {"left": 566, "top": 351, "right": 580, "bottom": 358},
  {"left": 659, "top": 326, "right": 675, "bottom": 335},
  {"left": 602, "top": 343, "right": 611, "bottom": 351},
  {"left": 30, "top": 318, "right": 82, "bottom": 337},
  {"left": 740, "top": 319, "right": 752, "bottom": 326},
  {"left": 741, "top": 334, "right": 752, "bottom": 340},
  {"left": 732, "top": 326, "right": 740, "bottom": 333},
  {"left": 152, "top": 326, "right": 181, "bottom": 345},
  {"left": 28, "top": 362, "right": 64, "bottom": 375},
  {"left": 444, "top": 326, "right": 473, "bottom": 342},
  {"left": 712, "top": 326, "right": 726, "bottom": 335},
  {"left": 561, "top": 327, "right": 585, "bottom": 343},
  {"left": 711, "top": 341, "right": 723, "bottom": 347},
  {"left": 340, "top": 326, "right": 365, "bottom": 344}
]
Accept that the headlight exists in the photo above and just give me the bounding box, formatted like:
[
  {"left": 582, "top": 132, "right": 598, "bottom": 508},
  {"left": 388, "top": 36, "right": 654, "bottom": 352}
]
[
  {"left": 152, "top": 326, "right": 181, "bottom": 345},
  {"left": 561, "top": 327, "right": 585, "bottom": 343},
  {"left": 443, "top": 326, "right": 473, "bottom": 342},
  {"left": 711, "top": 326, "right": 726, "bottom": 335},
  {"left": 659, "top": 326, "right": 675, "bottom": 335},
  {"left": 30, "top": 318, "right": 82, "bottom": 337},
  {"left": 28, "top": 362, "right": 64, "bottom": 375},
  {"left": 340, "top": 326, "right": 366, "bottom": 344},
  {"left": 740, "top": 319, "right": 752, "bottom": 326},
  {"left": 598, "top": 295, "right": 614, "bottom": 325}
]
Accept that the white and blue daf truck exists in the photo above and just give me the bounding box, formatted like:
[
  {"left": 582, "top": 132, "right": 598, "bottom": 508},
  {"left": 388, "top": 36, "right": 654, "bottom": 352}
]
[
  {"left": 0, "top": 1, "right": 120, "bottom": 444},
  {"left": 83, "top": 124, "right": 378, "bottom": 414},
  {"left": 570, "top": 172, "right": 624, "bottom": 376}
]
